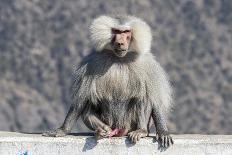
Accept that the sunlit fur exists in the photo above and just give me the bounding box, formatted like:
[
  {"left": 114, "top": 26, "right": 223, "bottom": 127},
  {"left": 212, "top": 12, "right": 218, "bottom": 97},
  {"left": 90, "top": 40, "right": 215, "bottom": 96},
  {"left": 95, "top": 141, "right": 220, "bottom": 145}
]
[
  {"left": 90, "top": 15, "right": 152, "bottom": 54},
  {"left": 71, "top": 15, "right": 172, "bottom": 128}
]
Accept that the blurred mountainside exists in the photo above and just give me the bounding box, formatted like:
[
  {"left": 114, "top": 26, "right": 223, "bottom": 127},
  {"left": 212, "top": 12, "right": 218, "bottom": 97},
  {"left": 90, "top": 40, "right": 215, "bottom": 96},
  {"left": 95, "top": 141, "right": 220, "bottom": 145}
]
[{"left": 0, "top": 0, "right": 231, "bottom": 134}]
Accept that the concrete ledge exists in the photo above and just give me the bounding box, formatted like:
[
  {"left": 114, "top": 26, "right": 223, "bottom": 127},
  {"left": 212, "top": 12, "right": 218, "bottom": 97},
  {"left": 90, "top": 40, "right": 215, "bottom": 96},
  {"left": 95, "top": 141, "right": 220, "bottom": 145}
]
[{"left": 0, "top": 132, "right": 232, "bottom": 155}]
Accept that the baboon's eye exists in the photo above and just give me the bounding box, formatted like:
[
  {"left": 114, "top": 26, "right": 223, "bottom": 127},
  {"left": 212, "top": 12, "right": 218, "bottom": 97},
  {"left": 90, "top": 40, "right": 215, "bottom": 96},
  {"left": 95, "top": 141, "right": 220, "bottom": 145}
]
[
  {"left": 124, "top": 30, "right": 131, "bottom": 33},
  {"left": 112, "top": 28, "right": 122, "bottom": 34}
]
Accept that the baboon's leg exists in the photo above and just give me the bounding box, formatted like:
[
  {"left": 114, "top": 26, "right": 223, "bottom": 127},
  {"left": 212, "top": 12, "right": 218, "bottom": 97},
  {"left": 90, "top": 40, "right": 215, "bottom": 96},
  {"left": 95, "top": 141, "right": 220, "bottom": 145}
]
[
  {"left": 43, "top": 104, "right": 80, "bottom": 137},
  {"left": 128, "top": 101, "right": 150, "bottom": 143},
  {"left": 82, "top": 104, "right": 112, "bottom": 139},
  {"left": 152, "top": 108, "right": 174, "bottom": 148}
]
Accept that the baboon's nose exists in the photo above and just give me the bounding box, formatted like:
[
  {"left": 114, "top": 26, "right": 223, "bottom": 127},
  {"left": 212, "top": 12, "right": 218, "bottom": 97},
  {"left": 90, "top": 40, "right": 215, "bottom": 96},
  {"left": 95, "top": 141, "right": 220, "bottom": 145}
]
[{"left": 116, "top": 42, "right": 124, "bottom": 46}]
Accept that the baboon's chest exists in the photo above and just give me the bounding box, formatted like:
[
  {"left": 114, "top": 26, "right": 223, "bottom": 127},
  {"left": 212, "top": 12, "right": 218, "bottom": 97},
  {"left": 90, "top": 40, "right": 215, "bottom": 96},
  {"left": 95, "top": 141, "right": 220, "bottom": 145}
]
[{"left": 94, "top": 64, "right": 143, "bottom": 101}]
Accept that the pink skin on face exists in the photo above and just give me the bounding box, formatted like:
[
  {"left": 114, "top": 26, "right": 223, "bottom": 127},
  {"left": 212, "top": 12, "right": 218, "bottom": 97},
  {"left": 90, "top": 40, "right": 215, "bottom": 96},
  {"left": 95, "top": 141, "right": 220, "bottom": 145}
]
[{"left": 111, "top": 28, "right": 132, "bottom": 57}]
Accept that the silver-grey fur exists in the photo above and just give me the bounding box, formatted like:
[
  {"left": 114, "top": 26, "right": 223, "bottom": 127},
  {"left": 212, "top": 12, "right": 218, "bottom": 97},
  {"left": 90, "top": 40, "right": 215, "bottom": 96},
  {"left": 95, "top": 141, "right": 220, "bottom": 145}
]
[{"left": 43, "top": 15, "right": 174, "bottom": 148}]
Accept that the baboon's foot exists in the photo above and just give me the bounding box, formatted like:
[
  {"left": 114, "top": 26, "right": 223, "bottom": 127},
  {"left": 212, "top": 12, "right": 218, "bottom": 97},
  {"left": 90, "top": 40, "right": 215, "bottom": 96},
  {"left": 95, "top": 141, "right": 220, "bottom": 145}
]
[
  {"left": 95, "top": 125, "right": 112, "bottom": 140},
  {"left": 157, "top": 132, "right": 174, "bottom": 148},
  {"left": 128, "top": 129, "right": 148, "bottom": 143},
  {"left": 42, "top": 128, "right": 67, "bottom": 137}
]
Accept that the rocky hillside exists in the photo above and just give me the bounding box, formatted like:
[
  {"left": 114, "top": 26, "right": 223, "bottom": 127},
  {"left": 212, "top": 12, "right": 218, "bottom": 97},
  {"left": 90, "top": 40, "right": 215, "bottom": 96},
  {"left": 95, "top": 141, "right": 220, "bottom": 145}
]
[{"left": 0, "top": 0, "right": 231, "bottom": 134}]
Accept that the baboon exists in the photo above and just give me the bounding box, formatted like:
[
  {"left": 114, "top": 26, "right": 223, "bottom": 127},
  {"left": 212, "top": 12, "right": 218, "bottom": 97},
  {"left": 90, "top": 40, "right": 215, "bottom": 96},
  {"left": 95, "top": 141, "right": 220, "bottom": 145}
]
[{"left": 43, "top": 15, "right": 174, "bottom": 148}]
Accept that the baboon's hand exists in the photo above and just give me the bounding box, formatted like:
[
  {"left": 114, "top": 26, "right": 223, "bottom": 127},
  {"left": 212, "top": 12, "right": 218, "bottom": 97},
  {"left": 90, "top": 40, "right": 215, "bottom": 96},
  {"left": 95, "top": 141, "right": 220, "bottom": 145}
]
[
  {"left": 95, "top": 125, "right": 112, "bottom": 140},
  {"left": 42, "top": 128, "right": 67, "bottom": 137},
  {"left": 157, "top": 132, "right": 174, "bottom": 148},
  {"left": 128, "top": 129, "right": 148, "bottom": 143}
]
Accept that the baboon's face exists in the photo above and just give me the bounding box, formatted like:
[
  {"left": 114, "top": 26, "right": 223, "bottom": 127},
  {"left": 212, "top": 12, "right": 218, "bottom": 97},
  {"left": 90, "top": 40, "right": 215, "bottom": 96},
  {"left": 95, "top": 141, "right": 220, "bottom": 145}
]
[{"left": 111, "top": 28, "right": 132, "bottom": 57}]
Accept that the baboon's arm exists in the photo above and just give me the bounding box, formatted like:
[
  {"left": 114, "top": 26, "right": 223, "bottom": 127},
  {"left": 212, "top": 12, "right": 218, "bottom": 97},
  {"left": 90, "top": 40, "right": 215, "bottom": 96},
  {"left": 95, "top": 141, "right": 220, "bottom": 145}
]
[
  {"left": 152, "top": 108, "right": 174, "bottom": 148},
  {"left": 42, "top": 104, "right": 84, "bottom": 137},
  {"left": 60, "top": 104, "right": 80, "bottom": 132}
]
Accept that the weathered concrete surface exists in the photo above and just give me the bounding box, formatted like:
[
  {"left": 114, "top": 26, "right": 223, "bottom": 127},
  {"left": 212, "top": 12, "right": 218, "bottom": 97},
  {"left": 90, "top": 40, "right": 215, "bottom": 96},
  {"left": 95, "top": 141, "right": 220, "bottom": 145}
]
[{"left": 0, "top": 132, "right": 231, "bottom": 155}]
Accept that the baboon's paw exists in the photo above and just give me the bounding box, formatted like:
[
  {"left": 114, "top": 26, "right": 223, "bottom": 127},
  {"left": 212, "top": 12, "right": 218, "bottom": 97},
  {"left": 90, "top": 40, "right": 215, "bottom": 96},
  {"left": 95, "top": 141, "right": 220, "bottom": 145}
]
[
  {"left": 128, "top": 129, "right": 148, "bottom": 143},
  {"left": 157, "top": 133, "right": 174, "bottom": 148},
  {"left": 95, "top": 126, "right": 112, "bottom": 139},
  {"left": 42, "top": 128, "right": 67, "bottom": 137}
]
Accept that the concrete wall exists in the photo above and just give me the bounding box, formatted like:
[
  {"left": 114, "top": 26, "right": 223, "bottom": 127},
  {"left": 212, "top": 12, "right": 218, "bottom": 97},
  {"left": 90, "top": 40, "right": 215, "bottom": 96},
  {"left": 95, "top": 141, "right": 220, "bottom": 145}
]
[{"left": 0, "top": 132, "right": 231, "bottom": 155}]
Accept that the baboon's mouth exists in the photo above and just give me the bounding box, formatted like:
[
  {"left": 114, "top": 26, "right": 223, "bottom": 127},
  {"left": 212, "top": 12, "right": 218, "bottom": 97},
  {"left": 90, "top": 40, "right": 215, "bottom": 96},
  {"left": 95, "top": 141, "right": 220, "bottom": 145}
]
[{"left": 114, "top": 49, "right": 128, "bottom": 57}]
